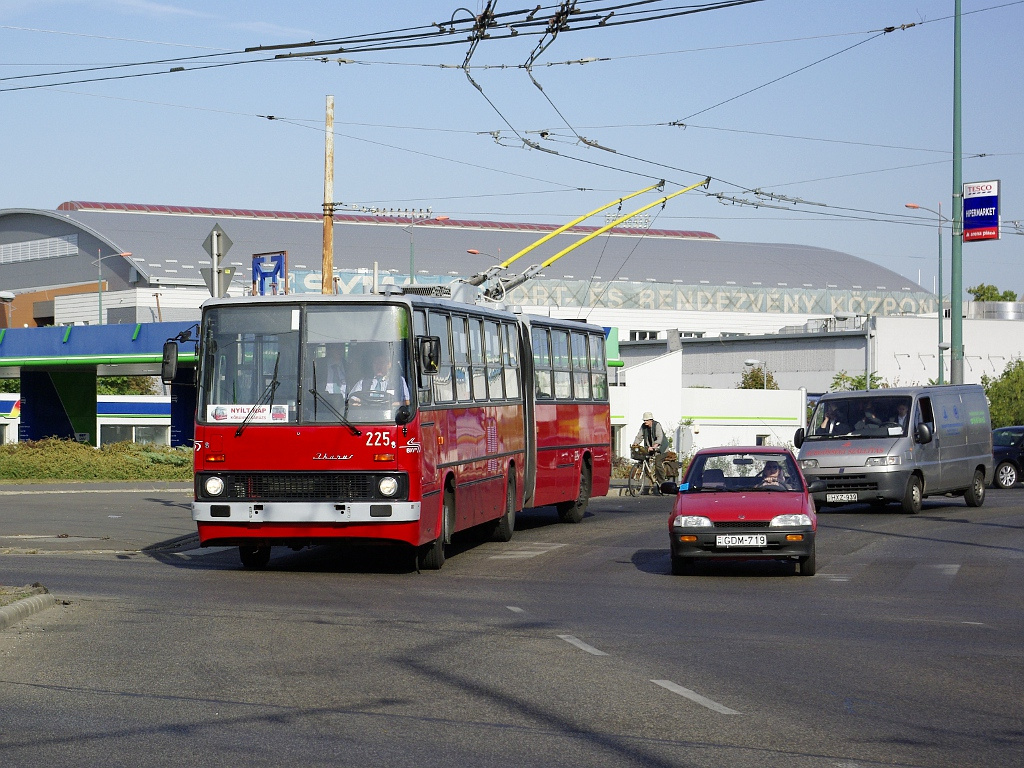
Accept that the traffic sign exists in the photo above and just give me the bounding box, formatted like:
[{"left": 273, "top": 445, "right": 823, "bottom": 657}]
[{"left": 202, "top": 224, "right": 233, "bottom": 259}]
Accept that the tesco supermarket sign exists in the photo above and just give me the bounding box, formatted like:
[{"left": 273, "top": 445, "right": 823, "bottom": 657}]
[{"left": 963, "top": 180, "right": 1000, "bottom": 242}]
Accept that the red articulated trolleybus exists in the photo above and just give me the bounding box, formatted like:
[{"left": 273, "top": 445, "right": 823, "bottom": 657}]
[{"left": 181, "top": 290, "right": 611, "bottom": 569}]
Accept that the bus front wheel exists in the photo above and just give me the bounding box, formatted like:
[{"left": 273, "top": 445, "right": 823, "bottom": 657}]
[
  {"left": 419, "top": 490, "right": 453, "bottom": 570},
  {"left": 239, "top": 545, "right": 271, "bottom": 569}
]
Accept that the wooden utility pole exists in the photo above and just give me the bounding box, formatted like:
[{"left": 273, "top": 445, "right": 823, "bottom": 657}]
[{"left": 321, "top": 95, "right": 335, "bottom": 294}]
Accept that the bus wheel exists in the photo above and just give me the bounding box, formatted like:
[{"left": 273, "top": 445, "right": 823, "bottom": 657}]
[
  {"left": 491, "top": 476, "right": 516, "bottom": 542},
  {"left": 557, "top": 465, "right": 591, "bottom": 524},
  {"left": 239, "top": 545, "right": 271, "bottom": 569},
  {"left": 419, "top": 491, "right": 453, "bottom": 570}
]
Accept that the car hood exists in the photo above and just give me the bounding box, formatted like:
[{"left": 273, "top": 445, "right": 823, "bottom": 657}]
[{"left": 674, "top": 491, "right": 810, "bottom": 522}]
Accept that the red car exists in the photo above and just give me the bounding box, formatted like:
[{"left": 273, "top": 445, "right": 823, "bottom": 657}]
[{"left": 664, "top": 446, "right": 822, "bottom": 576}]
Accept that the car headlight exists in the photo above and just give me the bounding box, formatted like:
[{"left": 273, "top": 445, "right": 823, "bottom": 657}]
[
  {"left": 672, "top": 515, "right": 713, "bottom": 529},
  {"left": 865, "top": 455, "right": 901, "bottom": 466},
  {"left": 799, "top": 459, "right": 818, "bottom": 470},
  {"left": 204, "top": 476, "right": 225, "bottom": 496},
  {"left": 770, "top": 514, "right": 812, "bottom": 527},
  {"left": 378, "top": 476, "right": 399, "bottom": 497}
]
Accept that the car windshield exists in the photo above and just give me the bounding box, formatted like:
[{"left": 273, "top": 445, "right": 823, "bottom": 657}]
[
  {"left": 994, "top": 428, "right": 1024, "bottom": 447},
  {"left": 804, "top": 395, "right": 914, "bottom": 440},
  {"left": 683, "top": 452, "right": 800, "bottom": 492}
]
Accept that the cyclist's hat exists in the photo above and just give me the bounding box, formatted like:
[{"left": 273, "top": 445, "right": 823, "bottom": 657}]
[{"left": 643, "top": 411, "right": 653, "bottom": 420}]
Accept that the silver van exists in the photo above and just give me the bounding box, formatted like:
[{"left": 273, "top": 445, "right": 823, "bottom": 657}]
[{"left": 793, "top": 385, "right": 992, "bottom": 513}]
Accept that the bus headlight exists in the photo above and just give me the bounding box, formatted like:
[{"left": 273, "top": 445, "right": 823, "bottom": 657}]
[
  {"left": 204, "top": 476, "right": 225, "bottom": 496},
  {"left": 378, "top": 476, "right": 399, "bottom": 497}
]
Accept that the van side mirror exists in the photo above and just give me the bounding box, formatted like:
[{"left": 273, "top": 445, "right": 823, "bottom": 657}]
[
  {"left": 794, "top": 427, "right": 805, "bottom": 448},
  {"left": 915, "top": 422, "right": 933, "bottom": 444},
  {"left": 161, "top": 341, "right": 178, "bottom": 384},
  {"left": 418, "top": 336, "right": 440, "bottom": 375}
]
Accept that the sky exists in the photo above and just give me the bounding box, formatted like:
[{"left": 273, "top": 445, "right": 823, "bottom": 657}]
[{"left": 1, "top": 0, "right": 1022, "bottom": 298}]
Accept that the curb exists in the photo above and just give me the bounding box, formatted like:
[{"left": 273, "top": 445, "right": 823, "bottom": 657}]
[{"left": 0, "top": 593, "right": 58, "bottom": 631}]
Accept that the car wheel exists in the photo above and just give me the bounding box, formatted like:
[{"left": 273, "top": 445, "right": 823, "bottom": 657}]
[
  {"left": 901, "top": 475, "right": 922, "bottom": 514},
  {"left": 557, "top": 465, "right": 591, "bottom": 523},
  {"left": 239, "top": 545, "right": 271, "bottom": 569},
  {"left": 965, "top": 469, "right": 986, "bottom": 507},
  {"left": 995, "top": 461, "right": 1018, "bottom": 489},
  {"left": 670, "top": 555, "right": 693, "bottom": 576},
  {"left": 798, "top": 545, "right": 816, "bottom": 576}
]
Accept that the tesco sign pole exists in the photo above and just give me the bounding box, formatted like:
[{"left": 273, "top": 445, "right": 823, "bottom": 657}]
[{"left": 963, "top": 180, "right": 1000, "bottom": 242}]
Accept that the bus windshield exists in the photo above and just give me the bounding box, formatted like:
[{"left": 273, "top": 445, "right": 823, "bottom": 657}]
[
  {"left": 805, "top": 395, "right": 913, "bottom": 440},
  {"left": 198, "top": 303, "right": 412, "bottom": 426}
]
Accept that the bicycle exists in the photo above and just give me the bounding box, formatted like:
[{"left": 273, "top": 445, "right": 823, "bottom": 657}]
[{"left": 626, "top": 445, "right": 658, "bottom": 497}]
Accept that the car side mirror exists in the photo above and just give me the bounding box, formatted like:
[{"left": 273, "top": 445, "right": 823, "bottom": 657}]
[
  {"left": 794, "top": 427, "right": 805, "bottom": 448},
  {"left": 807, "top": 480, "right": 827, "bottom": 494},
  {"left": 161, "top": 341, "right": 178, "bottom": 384},
  {"left": 659, "top": 481, "right": 679, "bottom": 495},
  {"left": 915, "top": 422, "right": 933, "bottom": 444}
]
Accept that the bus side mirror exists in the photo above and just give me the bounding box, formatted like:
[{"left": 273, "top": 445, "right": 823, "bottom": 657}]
[
  {"left": 161, "top": 341, "right": 178, "bottom": 384},
  {"left": 915, "top": 423, "right": 933, "bottom": 444},
  {"left": 418, "top": 336, "right": 440, "bottom": 375},
  {"left": 396, "top": 405, "right": 412, "bottom": 426},
  {"left": 794, "top": 427, "right": 805, "bottom": 448}
]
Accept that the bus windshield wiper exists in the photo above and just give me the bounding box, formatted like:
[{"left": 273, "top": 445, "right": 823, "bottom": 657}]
[
  {"left": 236, "top": 353, "right": 280, "bottom": 437},
  {"left": 307, "top": 387, "right": 361, "bottom": 436}
]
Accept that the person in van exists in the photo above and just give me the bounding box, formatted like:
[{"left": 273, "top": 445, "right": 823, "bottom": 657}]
[
  {"left": 817, "top": 402, "right": 846, "bottom": 435},
  {"left": 855, "top": 401, "right": 882, "bottom": 430}
]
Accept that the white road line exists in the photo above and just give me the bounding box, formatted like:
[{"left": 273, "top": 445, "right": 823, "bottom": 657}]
[
  {"left": 651, "top": 679, "right": 742, "bottom": 715},
  {"left": 489, "top": 542, "right": 566, "bottom": 560},
  {"left": 506, "top": 606, "right": 524, "bottom": 613},
  {"left": 557, "top": 634, "right": 608, "bottom": 656}
]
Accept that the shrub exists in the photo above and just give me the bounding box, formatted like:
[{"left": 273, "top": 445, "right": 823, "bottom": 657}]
[{"left": 0, "top": 439, "right": 193, "bottom": 481}]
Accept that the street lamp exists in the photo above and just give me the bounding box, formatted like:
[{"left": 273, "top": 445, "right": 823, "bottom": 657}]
[
  {"left": 92, "top": 250, "right": 132, "bottom": 325},
  {"left": 403, "top": 213, "right": 448, "bottom": 284},
  {"left": 744, "top": 359, "right": 767, "bottom": 389},
  {"left": 906, "top": 202, "right": 948, "bottom": 384}
]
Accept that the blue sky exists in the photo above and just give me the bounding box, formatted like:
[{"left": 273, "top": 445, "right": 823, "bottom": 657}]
[{"left": 2, "top": 0, "right": 1021, "bottom": 297}]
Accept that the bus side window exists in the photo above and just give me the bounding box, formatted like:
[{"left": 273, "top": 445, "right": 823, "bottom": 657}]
[
  {"left": 428, "top": 311, "right": 454, "bottom": 403},
  {"left": 452, "top": 315, "right": 471, "bottom": 402},
  {"left": 551, "top": 329, "right": 572, "bottom": 400},
  {"left": 531, "top": 327, "right": 552, "bottom": 400},
  {"left": 470, "top": 318, "right": 487, "bottom": 401},
  {"left": 589, "top": 333, "right": 608, "bottom": 401},
  {"left": 571, "top": 331, "right": 591, "bottom": 400},
  {"left": 414, "top": 309, "right": 431, "bottom": 403},
  {"left": 485, "top": 320, "right": 504, "bottom": 400},
  {"left": 503, "top": 323, "right": 520, "bottom": 399}
]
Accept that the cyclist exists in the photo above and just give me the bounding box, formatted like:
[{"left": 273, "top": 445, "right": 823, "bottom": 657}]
[{"left": 633, "top": 411, "right": 667, "bottom": 493}]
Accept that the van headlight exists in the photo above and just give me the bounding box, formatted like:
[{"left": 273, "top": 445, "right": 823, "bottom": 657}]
[
  {"left": 378, "top": 476, "right": 399, "bottom": 497},
  {"left": 204, "top": 476, "right": 225, "bottom": 496},
  {"left": 866, "top": 455, "right": 901, "bottom": 466},
  {"left": 799, "top": 459, "right": 818, "bottom": 470}
]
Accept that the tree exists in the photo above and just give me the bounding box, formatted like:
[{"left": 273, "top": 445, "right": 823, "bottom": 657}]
[
  {"left": 98, "top": 376, "right": 159, "bottom": 395},
  {"left": 967, "top": 283, "right": 1017, "bottom": 302},
  {"left": 830, "top": 370, "right": 890, "bottom": 391},
  {"left": 982, "top": 358, "right": 1024, "bottom": 428},
  {"left": 738, "top": 365, "right": 778, "bottom": 390}
]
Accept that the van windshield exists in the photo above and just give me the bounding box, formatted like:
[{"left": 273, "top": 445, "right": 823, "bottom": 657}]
[{"left": 806, "top": 395, "right": 913, "bottom": 440}]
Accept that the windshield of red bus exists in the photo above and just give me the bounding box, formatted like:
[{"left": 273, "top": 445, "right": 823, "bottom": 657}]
[{"left": 198, "top": 303, "right": 412, "bottom": 425}]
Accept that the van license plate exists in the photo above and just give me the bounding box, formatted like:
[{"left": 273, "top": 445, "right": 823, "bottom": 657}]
[
  {"left": 826, "top": 492, "right": 858, "bottom": 502},
  {"left": 716, "top": 534, "right": 767, "bottom": 547}
]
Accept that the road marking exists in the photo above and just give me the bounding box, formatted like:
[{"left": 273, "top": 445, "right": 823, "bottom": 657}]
[
  {"left": 506, "top": 606, "right": 524, "bottom": 613},
  {"left": 651, "top": 679, "right": 741, "bottom": 715},
  {"left": 557, "top": 634, "right": 608, "bottom": 656},
  {"left": 489, "top": 542, "right": 566, "bottom": 560}
]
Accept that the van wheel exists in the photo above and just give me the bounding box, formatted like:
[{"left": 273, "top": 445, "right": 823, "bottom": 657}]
[
  {"left": 995, "top": 461, "right": 1018, "bottom": 489},
  {"left": 965, "top": 469, "right": 986, "bottom": 507},
  {"left": 901, "top": 476, "right": 922, "bottom": 514}
]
